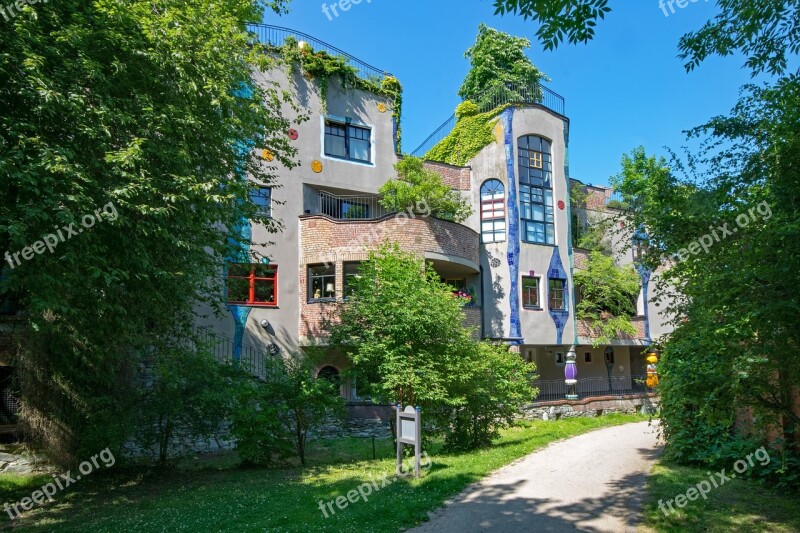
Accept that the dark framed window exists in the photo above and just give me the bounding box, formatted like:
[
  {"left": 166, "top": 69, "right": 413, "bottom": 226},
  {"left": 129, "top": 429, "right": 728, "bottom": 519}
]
[
  {"left": 324, "top": 120, "right": 372, "bottom": 163},
  {"left": 308, "top": 264, "right": 336, "bottom": 302},
  {"left": 227, "top": 264, "right": 277, "bottom": 307},
  {"left": 522, "top": 276, "right": 540, "bottom": 308},
  {"left": 445, "top": 279, "right": 467, "bottom": 291},
  {"left": 480, "top": 179, "right": 506, "bottom": 243},
  {"left": 549, "top": 279, "right": 567, "bottom": 311},
  {"left": 518, "top": 135, "right": 555, "bottom": 245},
  {"left": 250, "top": 186, "right": 271, "bottom": 218},
  {"left": 343, "top": 262, "right": 361, "bottom": 299}
]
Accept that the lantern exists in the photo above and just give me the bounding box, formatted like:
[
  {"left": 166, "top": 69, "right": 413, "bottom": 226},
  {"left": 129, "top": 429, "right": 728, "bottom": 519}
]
[
  {"left": 645, "top": 350, "right": 659, "bottom": 389},
  {"left": 565, "top": 349, "right": 578, "bottom": 400}
]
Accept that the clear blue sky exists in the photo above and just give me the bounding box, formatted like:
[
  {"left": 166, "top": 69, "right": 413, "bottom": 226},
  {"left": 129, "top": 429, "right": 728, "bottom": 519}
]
[{"left": 262, "top": 1, "right": 772, "bottom": 187}]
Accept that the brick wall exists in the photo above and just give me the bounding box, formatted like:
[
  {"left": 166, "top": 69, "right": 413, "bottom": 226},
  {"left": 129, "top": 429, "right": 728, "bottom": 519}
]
[
  {"left": 299, "top": 215, "right": 480, "bottom": 341},
  {"left": 585, "top": 187, "right": 608, "bottom": 211},
  {"left": 574, "top": 249, "right": 590, "bottom": 270},
  {"left": 423, "top": 161, "right": 471, "bottom": 191}
]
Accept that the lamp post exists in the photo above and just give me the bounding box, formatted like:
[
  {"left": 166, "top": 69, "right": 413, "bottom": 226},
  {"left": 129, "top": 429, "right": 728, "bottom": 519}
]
[{"left": 565, "top": 347, "right": 578, "bottom": 400}]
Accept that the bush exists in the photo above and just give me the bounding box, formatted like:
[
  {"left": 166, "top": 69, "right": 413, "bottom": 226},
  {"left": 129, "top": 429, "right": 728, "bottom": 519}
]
[
  {"left": 455, "top": 100, "right": 479, "bottom": 119},
  {"left": 135, "top": 347, "right": 240, "bottom": 466},
  {"left": 443, "top": 342, "right": 537, "bottom": 451},
  {"left": 231, "top": 356, "right": 343, "bottom": 466}
]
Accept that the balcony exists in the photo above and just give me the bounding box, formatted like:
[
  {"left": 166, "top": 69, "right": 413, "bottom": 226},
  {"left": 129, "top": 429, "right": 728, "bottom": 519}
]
[
  {"left": 533, "top": 374, "right": 651, "bottom": 403},
  {"left": 316, "top": 191, "right": 390, "bottom": 221}
]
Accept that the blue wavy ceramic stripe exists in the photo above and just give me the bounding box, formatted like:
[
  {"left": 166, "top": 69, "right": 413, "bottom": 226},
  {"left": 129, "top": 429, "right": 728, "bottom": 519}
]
[{"left": 503, "top": 108, "right": 522, "bottom": 343}]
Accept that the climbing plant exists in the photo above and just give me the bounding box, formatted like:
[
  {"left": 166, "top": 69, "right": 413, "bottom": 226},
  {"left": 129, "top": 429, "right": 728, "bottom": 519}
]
[
  {"left": 274, "top": 38, "right": 404, "bottom": 151},
  {"left": 574, "top": 252, "right": 640, "bottom": 347},
  {"left": 424, "top": 104, "right": 506, "bottom": 166}
]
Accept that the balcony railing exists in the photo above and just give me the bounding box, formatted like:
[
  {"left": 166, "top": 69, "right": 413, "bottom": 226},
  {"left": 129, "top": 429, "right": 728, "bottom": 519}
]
[
  {"left": 411, "top": 81, "right": 566, "bottom": 158},
  {"left": 533, "top": 374, "right": 651, "bottom": 403},
  {"left": 317, "top": 191, "right": 390, "bottom": 221},
  {"left": 246, "top": 24, "right": 391, "bottom": 84},
  {"left": 195, "top": 327, "right": 278, "bottom": 380}
]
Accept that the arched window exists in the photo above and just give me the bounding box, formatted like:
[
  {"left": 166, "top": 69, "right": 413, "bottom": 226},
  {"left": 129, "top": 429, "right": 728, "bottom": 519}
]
[
  {"left": 518, "top": 136, "right": 555, "bottom": 244},
  {"left": 317, "top": 366, "right": 341, "bottom": 394},
  {"left": 480, "top": 179, "right": 506, "bottom": 243}
]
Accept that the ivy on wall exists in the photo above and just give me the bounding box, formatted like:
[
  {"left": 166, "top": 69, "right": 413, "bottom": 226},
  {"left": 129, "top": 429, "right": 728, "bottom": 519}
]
[
  {"left": 424, "top": 101, "right": 508, "bottom": 166},
  {"left": 574, "top": 251, "right": 640, "bottom": 347},
  {"left": 271, "top": 37, "right": 403, "bottom": 152}
]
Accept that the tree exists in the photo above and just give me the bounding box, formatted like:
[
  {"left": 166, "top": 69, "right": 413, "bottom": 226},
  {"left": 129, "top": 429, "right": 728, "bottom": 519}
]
[
  {"left": 574, "top": 252, "right": 639, "bottom": 347},
  {"left": 231, "top": 356, "right": 343, "bottom": 466},
  {"left": 379, "top": 157, "right": 472, "bottom": 222},
  {"left": 459, "top": 24, "right": 549, "bottom": 107},
  {"left": 0, "top": 0, "right": 297, "bottom": 463},
  {"left": 328, "top": 243, "right": 537, "bottom": 447},
  {"left": 493, "top": 0, "right": 800, "bottom": 76}
]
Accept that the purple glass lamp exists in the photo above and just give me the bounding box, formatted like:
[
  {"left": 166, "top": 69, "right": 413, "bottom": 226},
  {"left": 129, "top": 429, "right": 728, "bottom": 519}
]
[{"left": 565, "top": 349, "right": 578, "bottom": 400}]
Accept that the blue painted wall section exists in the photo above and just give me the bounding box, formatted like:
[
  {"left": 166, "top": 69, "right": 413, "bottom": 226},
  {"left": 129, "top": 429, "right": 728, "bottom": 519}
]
[
  {"left": 226, "top": 83, "right": 256, "bottom": 361},
  {"left": 502, "top": 108, "right": 522, "bottom": 343},
  {"left": 548, "top": 246, "right": 570, "bottom": 344}
]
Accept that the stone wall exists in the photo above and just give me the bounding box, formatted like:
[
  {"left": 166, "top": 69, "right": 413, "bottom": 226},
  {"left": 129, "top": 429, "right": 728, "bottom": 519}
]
[
  {"left": 314, "top": 404, "right": 393, "bottom": 440},
  {"left": 520, "top": 394, "right": 659, "bottom": 421}
]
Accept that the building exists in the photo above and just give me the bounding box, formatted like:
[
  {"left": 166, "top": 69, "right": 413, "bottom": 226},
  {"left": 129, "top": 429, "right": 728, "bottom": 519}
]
[{"left": 196, "top": 24, "right": 674, "bottom": 409}]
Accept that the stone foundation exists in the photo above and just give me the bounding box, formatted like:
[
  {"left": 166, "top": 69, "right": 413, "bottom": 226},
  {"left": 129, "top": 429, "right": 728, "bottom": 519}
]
[{"left": 520, "top": 394, "right": 659, "bottom": 421}]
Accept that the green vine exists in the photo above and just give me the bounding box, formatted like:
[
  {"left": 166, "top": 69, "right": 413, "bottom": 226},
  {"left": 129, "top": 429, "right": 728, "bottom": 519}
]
[
  {"left": 271, "top": 37, "right": 403, "bottom": 152},
  {"left": 574, "top": 251, "right": 640, "bottom": 347},
  {"left": 424, "top": 101, "right": 508, "bottom": 166}
]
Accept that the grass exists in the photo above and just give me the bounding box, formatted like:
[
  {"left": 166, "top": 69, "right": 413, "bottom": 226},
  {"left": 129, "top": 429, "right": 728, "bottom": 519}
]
[
  {"left": 642, "top": 461, "right": 800, "bottom": 532},
  {"left": 1, "top": 414, "right": 646, "bottom": 532}
]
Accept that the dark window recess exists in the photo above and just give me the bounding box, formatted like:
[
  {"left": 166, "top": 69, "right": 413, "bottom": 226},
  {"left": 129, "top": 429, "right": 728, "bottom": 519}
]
[
  {"left": 308, "top": 264, "right": 336, "bottom": 301},
  {"left": 343, "top": 262, "right": 361, "bottom": 299},
  {"left": 549, "top": 279, "right": 567, "bottom": 311},
  {"left": 522, "top": 276, "right": 540, "bottom": 308},
  {"left": 226, "top": 264, "right": 277, "bottom": 307},
  {"left": 325, "top": 120, "right": 371, "bottom": 163}
]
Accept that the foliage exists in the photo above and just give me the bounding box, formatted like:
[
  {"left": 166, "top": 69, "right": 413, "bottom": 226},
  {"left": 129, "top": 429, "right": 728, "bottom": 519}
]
[
  {"left": 231, "top": 356, "right": 343, "bottom": 466},
  {"left": 459, "top": 24, "right": 549, "bottom": 107},
  {"left": 275, "top": 38, "right": 404, "bottom": 151},
  {"left": 605, "top": 199, "right": 629, "bottom": 210},
  {"left": 569, "top": 181, "right": 590, "bottom": 209},
  {"left": 136, "top": 348, "right": 241, "bottom": 466},
  {"left": 455, "top": 100, "right": 480, "bottom": 119},
  {"left": 0, "top": 0, "right": 297, "bottom": 463},
  {"left": 493, "top": 0, "right": 612, "bottom": 49},
  {"left": 613, "top": 82, "right": 800, "bottom": 460},
  {"left": 495, "top": 0, "right": 800, "bottom": 78},
  {"left": 442, "top": 342, "right": 537, "bottom": 451},
  {"left": 575, "top": 216, "right": 612, "bottom": 255},
  {"left": 379, "top": 157, "right": 472, "bottom": 222},
  {"left": 424, "top": 106, "right": 503, "bottom": 166},
  {"left": 328, "top": 243, "right": 536, "bottom": 447},
  {"left": 574, "top": 251, "right": 639, "bottom": 347}
]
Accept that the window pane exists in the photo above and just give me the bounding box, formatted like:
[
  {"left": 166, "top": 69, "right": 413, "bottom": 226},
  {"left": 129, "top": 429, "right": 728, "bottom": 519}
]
[
  {"left": 227, "top": 278, "right": 250, "bottom": 303},
  {"left": 254, "top": 265, "right": 276, "bottom": 278},
  {"left": 350, "top": 139, "right": 371, "bottom": 162},
  {"left": 253, "top": 279, "right": 276, "bottom": 304},
  {"left": 250, "top": 187, "right": 271, "bottom": 217}
]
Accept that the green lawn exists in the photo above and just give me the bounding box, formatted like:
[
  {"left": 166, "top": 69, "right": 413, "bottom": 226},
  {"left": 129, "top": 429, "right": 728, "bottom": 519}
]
[
  {"left": 643, "top": 462, "right": 800, "bottom": 532},
  {"left": 1, "top": 414, "right": 646, "bottom": 532}
]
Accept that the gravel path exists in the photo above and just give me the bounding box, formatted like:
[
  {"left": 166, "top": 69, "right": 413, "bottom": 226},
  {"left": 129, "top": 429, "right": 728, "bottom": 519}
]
[{"left": 410, "top": 421, "right": 662, "bottom": 533}]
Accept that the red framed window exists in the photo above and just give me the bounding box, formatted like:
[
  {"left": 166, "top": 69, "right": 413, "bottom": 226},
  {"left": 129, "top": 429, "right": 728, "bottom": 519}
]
[{"left": 226, "top": 264, "right": 277, "bottom": 307}]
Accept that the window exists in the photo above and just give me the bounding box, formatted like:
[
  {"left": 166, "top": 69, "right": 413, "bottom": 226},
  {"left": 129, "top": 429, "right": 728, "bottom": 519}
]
[
  {"left": 227, "top": 264, "right": 277, "bottom": 306},
  {"left": 308, "top": 264, "right": 336, "bottom": 302},
  {"left": 324, "top": 119, "right": 372, "bottom": 163},
  {"left": 549, "top": 279, "right": 566, "bottom": 311},
  {"left": 343, "top": 262, "right": 361, "bottom": 299},
  {"left": 250, "top": 186, "right": 271, "bottom": 217},
  {"left": 522, "top": 276, "right": 540, "bottom": 308},
  {"left": 445, "top": 279, "right": 467, "bottom": 291},
  {"left": 518, "top": 136, "right": 555, "bottom": 245},
  {"left": 480, "top": 179, "right": 506, "bottom": 243}
]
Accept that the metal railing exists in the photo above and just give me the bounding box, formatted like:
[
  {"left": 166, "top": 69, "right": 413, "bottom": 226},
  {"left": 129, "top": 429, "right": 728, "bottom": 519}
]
[
  {"left": 411, "top": 81, "right": 566, "bottom": 158},
  {"left": 317, "top": 191, "right": 390, "bottom": 221},
  {"left": 195, "top": 326, "right": 278, "bottom": 380},
  {"left": 246, "top": 24, "right": 391, "bottom": 84},
  {"left": 533, "top": 374, "right": 650, "bottom": 403}
]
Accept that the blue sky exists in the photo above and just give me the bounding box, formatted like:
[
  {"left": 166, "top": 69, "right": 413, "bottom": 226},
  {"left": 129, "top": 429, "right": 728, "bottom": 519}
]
[{"left": 263, "top": 1, "right": 769, "bottom": 187}]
